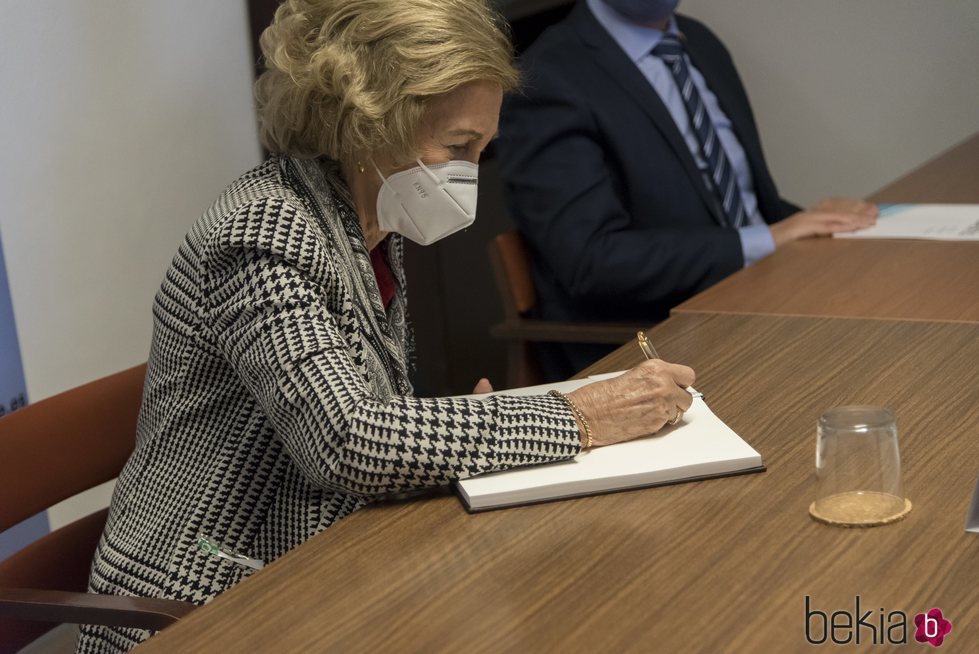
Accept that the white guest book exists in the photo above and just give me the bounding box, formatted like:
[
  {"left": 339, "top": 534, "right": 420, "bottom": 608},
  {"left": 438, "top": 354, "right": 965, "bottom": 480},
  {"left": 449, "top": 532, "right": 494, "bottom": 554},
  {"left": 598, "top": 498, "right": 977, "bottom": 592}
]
[{"left": 456, "top": 372, "right": 764, "bottom": 512}]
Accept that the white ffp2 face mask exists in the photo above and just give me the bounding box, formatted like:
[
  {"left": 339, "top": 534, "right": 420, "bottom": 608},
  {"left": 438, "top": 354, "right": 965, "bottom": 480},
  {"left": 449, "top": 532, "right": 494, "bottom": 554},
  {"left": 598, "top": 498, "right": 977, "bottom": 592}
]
[{"left": 375, "top": 160, "right": 478, "bottom": 246}]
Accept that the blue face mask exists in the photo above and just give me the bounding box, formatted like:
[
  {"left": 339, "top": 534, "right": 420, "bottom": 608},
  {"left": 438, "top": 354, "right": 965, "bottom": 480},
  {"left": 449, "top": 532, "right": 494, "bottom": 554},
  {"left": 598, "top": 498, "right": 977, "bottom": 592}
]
[{"left": 603, "top": 0, "right": 680, "bottom": 24}]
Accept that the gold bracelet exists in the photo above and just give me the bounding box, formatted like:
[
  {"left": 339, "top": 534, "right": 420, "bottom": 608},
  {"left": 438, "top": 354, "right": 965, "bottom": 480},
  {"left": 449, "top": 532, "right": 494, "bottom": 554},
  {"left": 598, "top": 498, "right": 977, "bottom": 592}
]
[{"left": 548, "top": 390, "right": 593, "bottom": 449}]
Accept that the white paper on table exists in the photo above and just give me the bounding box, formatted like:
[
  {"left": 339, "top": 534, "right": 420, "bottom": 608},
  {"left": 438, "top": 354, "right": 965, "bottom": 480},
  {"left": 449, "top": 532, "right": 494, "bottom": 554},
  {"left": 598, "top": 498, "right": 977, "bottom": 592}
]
[
  {"left": 965, "top": 476, "right": 979, "bottom": 534},
  {"left": 836, "top": 204, "right": 979, "bottom": 241}
]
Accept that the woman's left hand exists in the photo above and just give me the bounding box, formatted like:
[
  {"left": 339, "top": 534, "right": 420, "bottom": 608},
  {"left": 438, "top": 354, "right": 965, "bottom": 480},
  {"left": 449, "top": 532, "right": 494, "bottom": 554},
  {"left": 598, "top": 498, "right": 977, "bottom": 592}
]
[{"left": 473, "top": 378, "right": 493, "bottom": 394}]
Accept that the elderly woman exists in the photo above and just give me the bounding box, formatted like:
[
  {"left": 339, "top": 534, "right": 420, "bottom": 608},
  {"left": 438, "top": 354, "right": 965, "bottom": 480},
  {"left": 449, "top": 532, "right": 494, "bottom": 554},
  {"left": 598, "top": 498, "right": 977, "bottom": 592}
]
[{"left": 78, "top": 0, "right": 694, "bottom": 651}]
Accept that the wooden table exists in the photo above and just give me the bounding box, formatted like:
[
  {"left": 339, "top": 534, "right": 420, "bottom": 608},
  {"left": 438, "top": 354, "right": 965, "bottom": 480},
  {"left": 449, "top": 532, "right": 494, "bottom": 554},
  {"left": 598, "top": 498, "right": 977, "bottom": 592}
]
[
  {"left": 138, "top": 313, "right": 979, "bottom": 652},
  {"left": 674, "top": 133, "right": 979, "bottom": 322},
  {"left": 866, "top": 133, "right": 979, "bottom": 205}
]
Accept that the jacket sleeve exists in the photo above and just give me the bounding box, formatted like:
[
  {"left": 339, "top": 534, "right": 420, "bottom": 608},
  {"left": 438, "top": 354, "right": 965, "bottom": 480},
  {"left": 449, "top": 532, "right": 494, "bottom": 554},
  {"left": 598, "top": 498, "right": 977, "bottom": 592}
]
[
  {"left": 498, "top": 60, "right": 744, "bottom": 314},
  {"left": 777, "top": 198, "right": 803, "bottom": 220},
  {"left": 199, "top": 197, "right": 581, "bottom": 497}
]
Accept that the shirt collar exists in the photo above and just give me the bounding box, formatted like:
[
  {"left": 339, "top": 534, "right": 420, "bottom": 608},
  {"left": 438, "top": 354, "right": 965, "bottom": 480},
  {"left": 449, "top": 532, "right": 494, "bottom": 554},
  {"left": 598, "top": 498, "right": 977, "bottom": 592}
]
[{"left": 586, "top": 0, "right": 680, "bottom": 63}]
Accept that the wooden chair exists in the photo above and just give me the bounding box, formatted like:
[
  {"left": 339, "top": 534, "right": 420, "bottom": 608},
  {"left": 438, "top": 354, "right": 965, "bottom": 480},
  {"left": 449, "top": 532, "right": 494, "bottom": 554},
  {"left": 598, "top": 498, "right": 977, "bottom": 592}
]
[
  {"left": 0, "top": 364, "right": 196, "bottom": 653},
  {"left": 488, "top": 231, "right": 645, "bottom": 387}
]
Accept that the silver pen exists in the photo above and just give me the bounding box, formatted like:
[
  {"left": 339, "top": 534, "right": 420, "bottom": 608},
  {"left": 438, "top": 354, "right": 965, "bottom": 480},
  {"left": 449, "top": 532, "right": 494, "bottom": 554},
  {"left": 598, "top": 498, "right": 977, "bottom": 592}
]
[
  {"left": 637, "top": 331, "right": 703, "bottom": 400},
  {"left": 197, "top": 535, "right": 265, "bottom": 571}
]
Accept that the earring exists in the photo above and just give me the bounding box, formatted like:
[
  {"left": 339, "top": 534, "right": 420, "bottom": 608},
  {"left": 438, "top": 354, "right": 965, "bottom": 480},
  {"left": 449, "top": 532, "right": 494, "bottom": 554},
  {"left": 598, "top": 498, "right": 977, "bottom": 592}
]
[{"left": 357, "top": 161, "right": 366, "bottom": 173}]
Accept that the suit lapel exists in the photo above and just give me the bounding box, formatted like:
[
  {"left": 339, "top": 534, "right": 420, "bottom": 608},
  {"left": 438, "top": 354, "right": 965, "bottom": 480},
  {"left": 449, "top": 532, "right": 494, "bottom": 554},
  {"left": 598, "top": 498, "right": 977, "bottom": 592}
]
[{"left": 571, "top": 4, "right": 724, "bottom": 225}]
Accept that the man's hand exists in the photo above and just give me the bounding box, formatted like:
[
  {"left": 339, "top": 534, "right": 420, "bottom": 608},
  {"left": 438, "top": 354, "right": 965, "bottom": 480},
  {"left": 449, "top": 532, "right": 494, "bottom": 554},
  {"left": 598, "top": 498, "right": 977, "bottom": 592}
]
[
  {"left": 811, "top": 197, "right": 879, "bottom": 218},
  {"left": 770, "top": 197, "right": 878, "bottom": 248}
]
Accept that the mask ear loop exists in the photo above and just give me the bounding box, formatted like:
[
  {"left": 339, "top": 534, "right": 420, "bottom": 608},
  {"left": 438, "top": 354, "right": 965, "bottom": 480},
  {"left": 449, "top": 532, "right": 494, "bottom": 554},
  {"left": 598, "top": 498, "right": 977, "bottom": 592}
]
[
  {"left": 372, "top": 161, "right": 393, "bottom": 189},
  {"left": 374, "top": 159, "right": 442, "bottom": 188},
  {"left": 415, "top": 159, "right": 444, "bottom": 187}
]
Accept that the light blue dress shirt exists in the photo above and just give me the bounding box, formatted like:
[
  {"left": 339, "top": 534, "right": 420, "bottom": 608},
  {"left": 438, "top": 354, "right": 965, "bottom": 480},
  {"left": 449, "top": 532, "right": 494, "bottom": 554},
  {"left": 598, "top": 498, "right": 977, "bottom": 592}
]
[{"left": 586, "top": 0, "right": 775, "bottom": 265}]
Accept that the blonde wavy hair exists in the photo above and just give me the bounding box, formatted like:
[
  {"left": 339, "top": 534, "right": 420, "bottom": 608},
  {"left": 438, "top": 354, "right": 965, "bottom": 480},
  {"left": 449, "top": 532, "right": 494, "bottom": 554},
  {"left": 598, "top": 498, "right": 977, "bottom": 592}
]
[{"left": 255, "top": 0, "right": 519, "bottom": 163}]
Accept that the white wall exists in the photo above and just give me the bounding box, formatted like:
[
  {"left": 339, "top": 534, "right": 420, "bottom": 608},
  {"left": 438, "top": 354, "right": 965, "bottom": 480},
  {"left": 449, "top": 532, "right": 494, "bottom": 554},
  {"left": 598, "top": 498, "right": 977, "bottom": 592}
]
[
  {"left": 0, "top": 2, "right": 261, "bottom": 528},
  {"left": 681, "top": 0, "right": 979, "bottom": 206}
]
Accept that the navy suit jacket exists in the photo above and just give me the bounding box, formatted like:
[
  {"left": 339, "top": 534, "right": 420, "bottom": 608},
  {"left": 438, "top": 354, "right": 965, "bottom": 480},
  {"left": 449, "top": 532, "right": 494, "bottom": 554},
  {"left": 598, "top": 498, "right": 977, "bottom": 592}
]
[{"left": 497, "top": 3, "right": 798, "bottom": 374}]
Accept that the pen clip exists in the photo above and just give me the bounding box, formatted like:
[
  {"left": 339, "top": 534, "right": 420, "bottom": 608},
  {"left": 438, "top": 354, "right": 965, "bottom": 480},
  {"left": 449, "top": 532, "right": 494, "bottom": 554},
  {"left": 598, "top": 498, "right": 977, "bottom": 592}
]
[
  {"left": 637, "top": 331, "right": 660, "bottom": 360},
  {"left": 197, "top": 535, "right": 265, "bottom": 571}
]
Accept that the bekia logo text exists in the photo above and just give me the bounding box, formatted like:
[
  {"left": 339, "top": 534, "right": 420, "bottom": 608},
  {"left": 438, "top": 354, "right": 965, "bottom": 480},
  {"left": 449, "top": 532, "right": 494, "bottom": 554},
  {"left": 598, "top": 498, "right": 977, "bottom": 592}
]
[{"left": 806, "top": 596, "right": 952, "bottom": 647}]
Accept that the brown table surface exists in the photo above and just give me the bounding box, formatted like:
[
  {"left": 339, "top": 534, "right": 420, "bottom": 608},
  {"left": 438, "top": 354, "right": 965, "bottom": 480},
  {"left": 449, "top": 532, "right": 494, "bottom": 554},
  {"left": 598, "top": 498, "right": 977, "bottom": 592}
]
[
  {"left": 139, "top": 313, "right": 979, "bottom": 652},
  {"left": 674, "top": 132, "right": 979, "bottom": 322}
]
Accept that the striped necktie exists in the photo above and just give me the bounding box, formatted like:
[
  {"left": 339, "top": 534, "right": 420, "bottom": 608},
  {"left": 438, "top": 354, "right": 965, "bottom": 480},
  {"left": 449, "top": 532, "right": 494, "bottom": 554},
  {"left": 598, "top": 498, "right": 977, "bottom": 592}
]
[{"left": 652, "top": 33, "right": 747, "bottom": 228}]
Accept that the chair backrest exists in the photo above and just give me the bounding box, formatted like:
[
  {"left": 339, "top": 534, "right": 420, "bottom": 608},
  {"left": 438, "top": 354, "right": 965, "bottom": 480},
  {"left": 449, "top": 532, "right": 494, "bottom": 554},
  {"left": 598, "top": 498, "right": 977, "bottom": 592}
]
[
  {"left": 487, "top": 230, "right": 646, "bottom": 385},
  {"left": 488, "top": 231, "right": 537, "bottom": 320},
  {"left": 0, "top": 364, "right": 146, "bottom": 532},
  {"left": 0, "top": 363, "right": 146, "bottom": 649},
  {"left": 487, "top": 231, "right": 547, "bottom": 386}
]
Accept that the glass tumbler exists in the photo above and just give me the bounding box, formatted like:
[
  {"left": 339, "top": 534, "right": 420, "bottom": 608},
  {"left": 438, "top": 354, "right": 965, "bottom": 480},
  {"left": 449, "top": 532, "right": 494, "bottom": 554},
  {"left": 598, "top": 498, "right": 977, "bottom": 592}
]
[{"left": 810, "top": 406, "right": 911, "bottom": 527}]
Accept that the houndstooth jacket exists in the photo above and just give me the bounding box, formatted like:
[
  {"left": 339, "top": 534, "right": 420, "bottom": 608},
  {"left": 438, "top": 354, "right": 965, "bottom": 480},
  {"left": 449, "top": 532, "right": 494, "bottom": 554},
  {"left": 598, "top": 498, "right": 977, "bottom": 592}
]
[{"left": 77, "top": 156, "right": 580, "bottom": 653}]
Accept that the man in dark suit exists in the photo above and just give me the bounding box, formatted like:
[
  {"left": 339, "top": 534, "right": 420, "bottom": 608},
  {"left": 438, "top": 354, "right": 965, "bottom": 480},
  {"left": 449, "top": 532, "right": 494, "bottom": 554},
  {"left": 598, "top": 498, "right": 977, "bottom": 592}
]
[{"left": 497, "top": 0, "right": 877, "bottom": 379}]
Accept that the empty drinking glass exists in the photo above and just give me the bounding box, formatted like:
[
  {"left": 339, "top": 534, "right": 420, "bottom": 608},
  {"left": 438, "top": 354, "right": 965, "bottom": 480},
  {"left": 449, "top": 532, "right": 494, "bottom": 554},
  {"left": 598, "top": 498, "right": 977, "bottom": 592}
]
[{"left": 810, "top": 406, "right": 911, "bottom": 527}]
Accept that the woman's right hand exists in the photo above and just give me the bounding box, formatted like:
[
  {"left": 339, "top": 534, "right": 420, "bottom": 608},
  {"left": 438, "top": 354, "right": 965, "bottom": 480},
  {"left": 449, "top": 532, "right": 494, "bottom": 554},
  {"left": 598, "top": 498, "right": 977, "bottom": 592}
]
[{"left": 566, "top": 359, "right": 696, "bottom": 448}]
